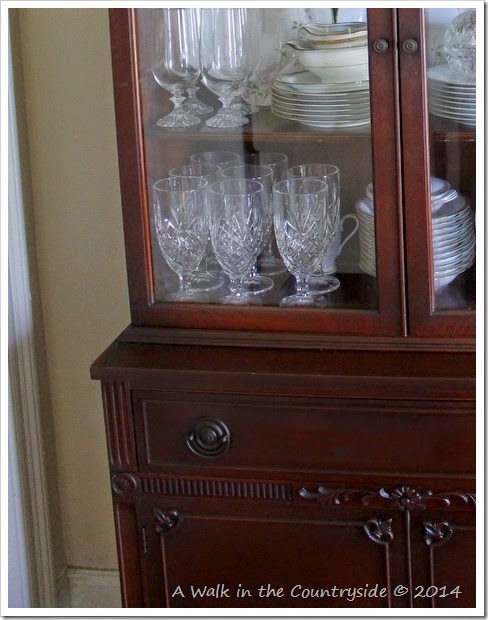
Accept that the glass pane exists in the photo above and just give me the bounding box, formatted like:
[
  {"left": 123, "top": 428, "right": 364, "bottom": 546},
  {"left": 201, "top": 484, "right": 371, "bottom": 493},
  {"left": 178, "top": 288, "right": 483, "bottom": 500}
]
[
  {"left": 425, "top": 8, "right": 476, "bottom": 311},
  {"left": 135, "top": 8, "right": 377, "bottom": 310}
]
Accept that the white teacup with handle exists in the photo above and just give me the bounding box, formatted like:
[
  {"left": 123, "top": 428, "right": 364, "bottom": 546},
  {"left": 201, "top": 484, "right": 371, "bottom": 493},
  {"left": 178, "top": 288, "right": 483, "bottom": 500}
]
[{"left": 322, "top": 213, "right": 359, "bottom": 274}]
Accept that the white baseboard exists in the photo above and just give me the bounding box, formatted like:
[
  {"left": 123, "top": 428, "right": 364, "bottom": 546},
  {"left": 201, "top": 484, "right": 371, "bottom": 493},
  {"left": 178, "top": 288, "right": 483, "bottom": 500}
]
[{"left": 60, "top": 568, "right": 122, "bottom": 608}]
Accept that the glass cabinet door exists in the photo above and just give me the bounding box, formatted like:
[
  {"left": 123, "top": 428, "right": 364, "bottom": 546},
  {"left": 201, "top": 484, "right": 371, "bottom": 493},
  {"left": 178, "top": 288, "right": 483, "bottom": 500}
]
[
  {"left": 111, "top": 8, "right": 404, "bottom": 339},
  {"left": 399, "top": 7, "right": 478, "bottom": 338}
]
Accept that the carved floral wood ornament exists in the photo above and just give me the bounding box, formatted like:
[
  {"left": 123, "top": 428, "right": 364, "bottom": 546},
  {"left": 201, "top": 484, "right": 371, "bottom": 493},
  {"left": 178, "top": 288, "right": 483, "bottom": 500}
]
[{"left": 298, "top": 485, "right": 476, "bottom": 511}]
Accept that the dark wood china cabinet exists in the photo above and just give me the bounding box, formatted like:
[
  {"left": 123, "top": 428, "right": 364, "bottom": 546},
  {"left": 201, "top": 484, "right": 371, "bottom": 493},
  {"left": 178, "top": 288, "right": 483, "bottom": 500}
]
[{"left": 91, "top": 7, "right": 477, "bottom": 608}]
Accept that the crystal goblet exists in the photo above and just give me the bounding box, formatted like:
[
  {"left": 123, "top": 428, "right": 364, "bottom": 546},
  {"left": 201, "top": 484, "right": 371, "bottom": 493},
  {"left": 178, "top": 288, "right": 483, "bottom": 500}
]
[
  {"left": 273, "top": 178, "right": 329, "bottom": 307},
  {"left": 151, "top": 8, "right": 201, "bottom": 128},
  {"left": 208, "top": 179, "right": 267, "bottom": 304},
  {"left": 153, "top": 176, "right": 209, "bottom": 302},
  {"left": 288, "top": 164, "right": 341, "bottom": 294},
  {"left": 220, "top": 164, "right": 275, "bottom": 295},
  {"left": 200, "top": 8, "right": 255, "bottom": 128},
  {"left": 240, "top": 152, "right": 289, "bottom": 276},
  {"left": 169, "top": 163, "right": 223, "bottom": 292}
]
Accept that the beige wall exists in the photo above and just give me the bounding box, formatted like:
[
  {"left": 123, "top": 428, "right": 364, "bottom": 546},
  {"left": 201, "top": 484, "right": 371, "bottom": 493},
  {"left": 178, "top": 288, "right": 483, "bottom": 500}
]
[{"left": 17, "top": 8, "right": 129, "bottom": 569}]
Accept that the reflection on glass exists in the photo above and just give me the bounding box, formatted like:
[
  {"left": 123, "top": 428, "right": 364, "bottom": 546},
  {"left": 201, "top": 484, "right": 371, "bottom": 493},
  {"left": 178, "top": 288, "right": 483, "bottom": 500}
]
[
  {"left": 426, "top": 8, "right": 476, "bottom": 310},
  {"left": 137, "top": 9, "right": 376, "bottom": 309}
]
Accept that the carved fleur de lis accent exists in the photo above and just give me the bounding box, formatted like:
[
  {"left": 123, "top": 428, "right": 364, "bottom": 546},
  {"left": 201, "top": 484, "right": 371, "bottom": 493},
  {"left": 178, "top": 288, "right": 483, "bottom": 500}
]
[
  {"left": 379, "top": 486, "right": 432, "bottom": 511},
  {"left": 423, "top": 520, "right": 453, "bottom": 547},
  {"left": 364, "top": 518, "right": 394, "bottom": 546},
  {"left": 154, "top": 508, "right": 180, "bottom": 535}
]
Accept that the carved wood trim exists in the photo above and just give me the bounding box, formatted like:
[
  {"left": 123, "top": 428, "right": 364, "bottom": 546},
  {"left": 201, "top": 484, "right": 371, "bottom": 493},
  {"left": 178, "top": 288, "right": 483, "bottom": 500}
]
[
  {"left": 363, "top": 517, "right": 393, "bottom": 608},
  {"left": 423, "top": 520, "right": 453, "bottom": 548},
  {"left": 298, "top": 485, "right": 476, "bottom": 512},
  {"left": 112, "top": 473, "right": 293, "bottom": 500},
  {"left": 101, "top": 381, "right": 137, "bottom": 469},
  {"left": 364, "top": 517, "right": 394, "bottom": 545}
]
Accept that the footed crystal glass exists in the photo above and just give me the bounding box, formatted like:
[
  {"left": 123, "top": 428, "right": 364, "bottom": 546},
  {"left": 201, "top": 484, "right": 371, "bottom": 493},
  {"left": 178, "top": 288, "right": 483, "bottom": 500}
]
[
  {"left": 208, "top": 179, "right": 267, "bottom": 304},
  {"left": 151, "top": 9, "right": 201, "bottom": 127},
  {"left": 273, "top": 178, "right": 329, "bottom": 307},
  {"left": 153, "top": 176, "right": 209, "bottom": 301}
]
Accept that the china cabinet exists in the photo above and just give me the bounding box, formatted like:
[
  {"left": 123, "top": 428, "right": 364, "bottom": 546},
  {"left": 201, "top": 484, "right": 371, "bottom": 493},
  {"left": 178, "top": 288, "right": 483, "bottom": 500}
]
[{"left": 91, "top": 7, "right": 477, "bottom": 608}]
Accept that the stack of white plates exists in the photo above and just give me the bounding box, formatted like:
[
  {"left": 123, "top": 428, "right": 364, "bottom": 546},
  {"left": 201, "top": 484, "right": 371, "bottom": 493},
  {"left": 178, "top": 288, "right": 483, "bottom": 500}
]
[
  {"left": 433, "top": 195, "right": 475, "bottom": 289},
  {"left": 271, "top": 71, "right": 370, "bottom": 129},
  {"left": 427, "top": 64, "right": 476, "bottom": 127},
  {"left": 356, "top": 181, "right": 475, "bottom": 289},
  {"left": 355, "top": 197, "right": 376, "bottom": 276}
]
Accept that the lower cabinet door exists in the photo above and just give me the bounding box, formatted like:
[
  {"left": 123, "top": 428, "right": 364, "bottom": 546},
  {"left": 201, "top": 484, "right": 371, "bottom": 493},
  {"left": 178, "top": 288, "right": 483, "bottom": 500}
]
[
  {"left": 410, "top": 509, "right": 476, "bottom": 609},
  {"left": 135, "top": 496, "right": 401, "bottom": 609}
]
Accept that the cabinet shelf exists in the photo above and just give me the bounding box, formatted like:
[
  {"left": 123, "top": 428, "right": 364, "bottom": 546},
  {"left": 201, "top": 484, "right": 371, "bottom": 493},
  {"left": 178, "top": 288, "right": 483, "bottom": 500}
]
[
  {"left": 147, "top": 110, "right": 372, "bottom": 144},
  {"left": 430, "top": 115, "right": 476, "bottom": 142}
]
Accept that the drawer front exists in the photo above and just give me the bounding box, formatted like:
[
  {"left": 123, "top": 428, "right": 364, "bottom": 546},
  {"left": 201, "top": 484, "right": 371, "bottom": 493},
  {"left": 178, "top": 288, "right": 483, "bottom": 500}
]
[{"left": 131, "top": 390, "right": 474, "bottom": 477}]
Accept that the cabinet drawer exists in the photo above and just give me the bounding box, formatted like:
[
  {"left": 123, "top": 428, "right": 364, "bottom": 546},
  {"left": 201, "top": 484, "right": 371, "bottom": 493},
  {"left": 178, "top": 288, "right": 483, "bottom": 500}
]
[{"left": 131, "top": 390, "right": 474, "bottom": 477}]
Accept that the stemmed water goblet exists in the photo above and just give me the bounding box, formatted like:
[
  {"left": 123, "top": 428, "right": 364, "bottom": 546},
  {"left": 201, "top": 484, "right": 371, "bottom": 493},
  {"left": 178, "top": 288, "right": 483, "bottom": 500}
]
[
  {"left": 189, "top": 151, "right": 241, "bottom": 272},
  {"left": 273, "top": 177, "right": 329, "bottom": 307},
  {"left": 151, "top": 8, "right": 201, "bottom": 128},
  {"left": 182, "top": 9, "right": 214, "bottom": 117},
  {"left": 153, "top": 176, "right": 209, "bottom": 302},
  {"left": 288, "top": 164, "right": 342, "bottom": 294},
  {"left": 169, "top": 163, "right": 223, "bottom": 292},
  {"left": 208, "top": 179, "right": 267, "bottom": 304},
  {"left": 220, "top": 164, "right": 275, "bottom": 295},
  {"left": 240, "top": 152, "right": 289, "bottom": 275},
  {"left": 200, "top": 8, "right": 255, "bottom": 128}
]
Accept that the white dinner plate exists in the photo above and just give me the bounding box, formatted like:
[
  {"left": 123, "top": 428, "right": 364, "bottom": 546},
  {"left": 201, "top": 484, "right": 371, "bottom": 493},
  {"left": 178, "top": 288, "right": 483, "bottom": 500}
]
[{"left": 275, "top": 72, "right": 370, "bottom": 94}]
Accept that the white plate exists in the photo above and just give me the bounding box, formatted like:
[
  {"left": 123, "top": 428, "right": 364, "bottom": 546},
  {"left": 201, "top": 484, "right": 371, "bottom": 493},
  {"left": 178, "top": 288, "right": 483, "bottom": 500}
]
[
  {"left": 433, "top": 195, "right": 468, "bottom": 218},
  {"left": 298, "top": 118, "right": 371, "bottom": 128},
  {"left": 272, "top": 97, "right": 370, "bottom": 116},
  {"left": 272, "top": 84, "right": 370, "bottom": 101},
  {"left": 434, "top": 238, "right": 476, "bottom": 262},
  {"left": 434, "top": 229, "right": 475, "bottom": 249},
  {"left": 275, "top": 72, "right": 370, "bottom": 94},
  {"left": 427, "top": 64, "right": 476, "bottom": 86},
  {"left": 271, "top": 107, "right": 371, "bottom": 122},
  {"left": 428, "top": 81, "right": 476, "bottom": 94},
  {"left": 272, "top": 94, "right": 371, "bottom": 109},
  {"left": 434, "top": 255, "right": 475, "bottom": 277},
  {"left": 271, "top": 105, "right": 371, "bottom": 125},
  {"left": 428, "top": 89, "right": 476, "bottom": 103},
  {"left": 435, "top": 244, "right": 476, "bottom": 267},
  {"left": 272, "top": 85, "right": 370, "bottom": 97},
  {"left": 429, "top": 98, "right": 476, "bottom": 113}
]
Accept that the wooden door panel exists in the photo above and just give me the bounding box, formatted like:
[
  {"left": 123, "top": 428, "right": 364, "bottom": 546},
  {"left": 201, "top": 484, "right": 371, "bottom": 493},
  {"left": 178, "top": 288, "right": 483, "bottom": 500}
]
[
  {"left": 141, "top": 508, "right": 396, "bottom": 608},
  {"left": 410, "top": 512, "right": 476, "bottom": 609}
]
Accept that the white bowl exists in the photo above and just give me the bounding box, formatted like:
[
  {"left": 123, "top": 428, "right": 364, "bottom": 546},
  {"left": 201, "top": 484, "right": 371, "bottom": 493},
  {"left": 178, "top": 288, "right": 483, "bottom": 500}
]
[
  {"left": 295, "top": 44, "right": 369, "bottom": 68},
  {"left": 298, "top": 22, "right": 368, "bottom": 49},
  {"left": 304, "top": 63, "right": 369, "bottom": 82}
]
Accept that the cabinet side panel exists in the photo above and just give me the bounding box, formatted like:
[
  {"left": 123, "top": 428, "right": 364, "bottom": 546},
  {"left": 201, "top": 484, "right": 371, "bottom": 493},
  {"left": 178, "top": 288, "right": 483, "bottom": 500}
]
[{"left": 113, "top": 501, "right": 143, "bottom": 607}]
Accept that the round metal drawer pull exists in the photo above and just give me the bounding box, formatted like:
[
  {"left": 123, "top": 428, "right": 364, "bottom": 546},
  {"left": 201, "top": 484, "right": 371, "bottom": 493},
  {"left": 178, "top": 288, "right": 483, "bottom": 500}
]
[
  {"left": 403, "top": 39, "right": 419, "bottom": 53},
  {"left": 186, "top": 417, "right": 230, "bottom": 458},
  {"left": 373, "top": 39, "right": 389, "bottom": 54}
]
